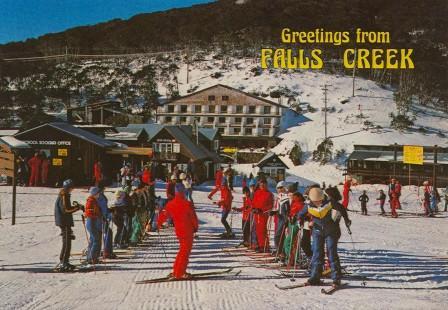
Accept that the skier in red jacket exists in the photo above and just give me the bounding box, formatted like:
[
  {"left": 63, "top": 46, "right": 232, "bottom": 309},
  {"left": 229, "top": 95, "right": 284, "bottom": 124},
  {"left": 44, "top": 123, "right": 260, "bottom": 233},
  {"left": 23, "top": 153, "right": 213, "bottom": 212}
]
[
  {"left": 141, "top": 166, "right": 153, "bottom": 186},
  {"left": 28, "top": 152, "right": 42, "bottom": 186},
  {"left": 341, "top": 176, "right": 352, "bottom": 208},
  {"left": 158, "top": 184, "right": 199, "bottom": 279},
  {"left": 232, "top": 186, "right": 252, "bottom": 246},
  {"left": 213, "top": 178, "right": 234, "bottom": 238},
  {"left": 208, "top": 167, "right": 224, "bottom": 199},
  {"left": 93, "top": 160, "right": 103, "bottom": 186},
  {"left": 252, "top": 178, "right": 274, "bottom": 252}
]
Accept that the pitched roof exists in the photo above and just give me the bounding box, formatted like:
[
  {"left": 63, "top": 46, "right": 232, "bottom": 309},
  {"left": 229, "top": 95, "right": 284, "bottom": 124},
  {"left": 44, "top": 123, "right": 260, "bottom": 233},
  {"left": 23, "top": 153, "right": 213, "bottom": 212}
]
[
  {"left": 198, "top": 127, "right": 219, "bottom": 141},
  {"left": 163, "top": 126, "right": 220, "bottom": 162},
  {"left": 0, "top": 136, "right": 30, "bottom": 149},
  {"left": 15, "top": 122, "right": 117, "bottom": 148},
  {"left": 256, "top": 152, "right": 288, "bottom": 168},
  {"left": 126, "top": 123, "right": 163, "bottom": 140},
  {"left": 162, "top": 84, "right": 288, "bottom": 109}
]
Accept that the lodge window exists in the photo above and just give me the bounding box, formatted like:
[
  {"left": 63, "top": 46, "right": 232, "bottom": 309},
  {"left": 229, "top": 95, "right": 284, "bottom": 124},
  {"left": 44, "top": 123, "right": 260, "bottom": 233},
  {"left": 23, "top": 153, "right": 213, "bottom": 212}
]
[
  {"left": 219, "top": 117, "right": 226, "bottom": 124},
  {"left": 195, "top": 105, "right": 202, "bottom": 113},
  {"left": 180, "top": 116, "right": 187, "bottom": 124},
  {"left": 245, "top": 128, "right": 253, "bottom": 135},
  {"left": 207, "top": 117, "right": 214, "bottom": 123},
  {"left": 165, "top": 116, "right": 172, "bottom": 123},
  {"left": 222, "top": 95, "right": 229, "bottom": 101},
  {"left": 236, "top": 105, "right": 243, "bottom": 113},
  {"left": 263, "top": 106, "right": 271, "bottom": 114},
  {"left": 235, "top": 117, "right": 242, "bottom": 124},
  {"left": 263, "top": 118, "right": 271, "bottom": 125},
  {"left": 246, "top": 117, "right": 254, "bottom": 125},
  {"left": 248, "top": 106, "right": 256, "bottom": 114},
  {"left": 208, "top": 95, "right": 215, "bottom": 101},
  {"left": 154, "top": 143, "right": 174, "bottom": 153},
  {"left": 217, "top": 128, "right": 225, "bottom": 134},
  {"left": 167, "top": 105, "right": 174, "bottom": 113},
  {"left": 234, "top": 128, "right": 241, "bottom": 134},
  {"left": 221, "top": 105, "right": 228, "bottom": 113},
  {"left": 180, "top": 105, "right": 188, "bottom": 113},
  {"left": 209, "top": 105, "right": 216, "bottom": 113},
  {"left": 262, "top": 128, "right": 270, "bottom": 136}
]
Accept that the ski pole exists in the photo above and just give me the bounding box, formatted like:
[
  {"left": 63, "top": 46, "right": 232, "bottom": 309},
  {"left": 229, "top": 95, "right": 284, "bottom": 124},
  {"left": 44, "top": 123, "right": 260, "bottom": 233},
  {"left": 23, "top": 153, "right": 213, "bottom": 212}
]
[
  {"left": 157, "top": 229, "right": 169, "bottom": 264},
  {"left": 291, "top": 226, "right": 302, "bottom": 282},
  {"left": 263, "top": 214, "right": 273, "bottom": 254},
  {"left": 275, "top": 224, "right": 287, "bottom": 260}
]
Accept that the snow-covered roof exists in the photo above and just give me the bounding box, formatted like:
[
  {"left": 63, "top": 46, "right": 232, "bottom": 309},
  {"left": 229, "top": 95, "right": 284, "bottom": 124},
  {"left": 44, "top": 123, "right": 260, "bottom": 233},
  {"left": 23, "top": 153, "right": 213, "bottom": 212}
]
[
  {"left": 105, "top": 131, "right": 139, "bottom": 141},
  {"left": 0, "top": 129, "right": 19, "bottom": 137},
  {"left": 0, "top": 136, "right": 30, "bottom": 149}
]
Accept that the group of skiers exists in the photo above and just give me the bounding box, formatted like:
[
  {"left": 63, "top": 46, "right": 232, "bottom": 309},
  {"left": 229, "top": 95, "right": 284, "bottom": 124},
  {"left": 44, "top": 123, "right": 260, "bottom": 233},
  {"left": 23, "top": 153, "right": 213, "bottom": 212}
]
[
  {"left": 17, "top": 151, "right": 51, "bottom": 186},
  {"left": 54, "top": 163, "right": 158, "bottom": 272},
  {"left": 208, "top": 168, "right": 352, "bottom": 287}
]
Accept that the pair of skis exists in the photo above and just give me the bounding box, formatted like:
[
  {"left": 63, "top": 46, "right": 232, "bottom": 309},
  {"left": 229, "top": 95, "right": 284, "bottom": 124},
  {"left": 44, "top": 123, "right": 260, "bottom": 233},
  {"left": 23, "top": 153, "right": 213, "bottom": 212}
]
[
  {"left": 275, "top": 281, "right": 348, "bottom": 294},
  {"left": 135, "top": 268, "right": 241, "bottom": 284}
]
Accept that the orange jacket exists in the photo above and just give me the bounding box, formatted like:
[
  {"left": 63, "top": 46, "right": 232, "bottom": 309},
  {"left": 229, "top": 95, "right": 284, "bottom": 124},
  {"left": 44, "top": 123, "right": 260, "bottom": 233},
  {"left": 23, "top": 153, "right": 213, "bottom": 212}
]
[{"left": 85, "top": 196, "right": 101, "bottom": 218}]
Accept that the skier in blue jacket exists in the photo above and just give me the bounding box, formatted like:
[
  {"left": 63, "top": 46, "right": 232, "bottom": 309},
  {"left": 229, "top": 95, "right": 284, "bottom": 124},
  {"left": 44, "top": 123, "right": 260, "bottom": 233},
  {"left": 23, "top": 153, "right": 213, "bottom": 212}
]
[{"left": 296, "top": 187, "right": 348, "bottom": 287}]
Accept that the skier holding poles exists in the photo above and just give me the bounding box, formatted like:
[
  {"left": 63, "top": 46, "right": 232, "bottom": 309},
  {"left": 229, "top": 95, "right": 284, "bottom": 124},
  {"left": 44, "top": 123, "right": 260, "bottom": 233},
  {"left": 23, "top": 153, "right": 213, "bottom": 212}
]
[
  {"left": 269, "top": 181, "right": 289, "bottom": 258},
  {"left": 213, "top": 178, "right": 234, "bottom": 238},
  {"left": 232, "top": 186, "right": 252, "bottom": 246},
  {"left": 157, "top": 184, "right": 199, "bottom": 279},
  {"left": 54, "top": 179, "right": 83, "bottom": 272}
]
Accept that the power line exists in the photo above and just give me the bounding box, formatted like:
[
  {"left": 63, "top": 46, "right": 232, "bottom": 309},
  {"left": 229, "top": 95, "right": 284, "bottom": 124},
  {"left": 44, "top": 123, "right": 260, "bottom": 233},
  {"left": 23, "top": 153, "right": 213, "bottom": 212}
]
[{"left": 2, "top": 49, "right": 185, "bottom": 62}]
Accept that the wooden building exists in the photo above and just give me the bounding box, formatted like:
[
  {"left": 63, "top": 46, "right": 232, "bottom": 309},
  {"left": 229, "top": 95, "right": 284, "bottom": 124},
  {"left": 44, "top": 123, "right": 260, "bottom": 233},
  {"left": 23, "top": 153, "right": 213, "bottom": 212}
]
[
  {"left": 15, "top": 122, "right": 120, "bottom": 186},
  {"left": 256, "top": 152, "right": 288, "bottom": 181},
  {"left": 156, "top": 84, "right": 288, "bottom": 148},
  {"left": 67, "top": 100, "right": 144, "bottom": 125},
  {"left": 347, "top": 144, "right": 448, "bottom": 187}
]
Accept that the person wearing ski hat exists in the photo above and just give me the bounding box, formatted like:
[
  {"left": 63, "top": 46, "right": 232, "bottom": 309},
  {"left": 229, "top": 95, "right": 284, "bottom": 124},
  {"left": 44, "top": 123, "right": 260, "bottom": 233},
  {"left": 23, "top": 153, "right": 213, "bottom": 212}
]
[
  {"left": 180, "top": 173, "right": 193, "bottom": 203},
  {"left": 296, "top": 187, "right": 344, "bottom": 288},
  {"left": 269, "top": 181, "right": 289, "bottom": 257},
  {"left": 213, "top": 178, "right": 234, "bottom": 238},
  {"left": 84, "top": 186, "right": 102, "bottom": 264},
  {"left": 111, "top": 190, "right": 127, "bottom": 249},
  {"left": 232, "top": 186, "right": 252, "bottom": 246},
  {"left": 158, "top": 183, "right": 199, "bottom": 279},
  {"left": 376, "top": 189, "right": 387, "bottom": 215},
  {"left": 54, "top": 179, "right": 83, "bottom": 271},
  {"left": 166, "top": 174, "right": 177, "bottom": 201},
  {"left": 252, "top": 177, "right": 274, "bottom": 252}
]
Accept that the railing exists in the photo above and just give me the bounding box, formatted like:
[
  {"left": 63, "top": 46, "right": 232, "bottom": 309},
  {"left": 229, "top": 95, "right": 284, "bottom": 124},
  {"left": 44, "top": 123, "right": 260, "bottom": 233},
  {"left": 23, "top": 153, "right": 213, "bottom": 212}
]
[{"left": 153, "top": 152, "right": 179, "bottom": 161}]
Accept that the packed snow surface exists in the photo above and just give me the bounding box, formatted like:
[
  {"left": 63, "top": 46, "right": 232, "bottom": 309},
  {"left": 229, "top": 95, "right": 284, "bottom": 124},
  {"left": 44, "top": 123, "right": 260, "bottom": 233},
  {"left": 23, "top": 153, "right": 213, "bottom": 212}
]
[{"left": 0, "top": 184, "right": 447, "bottom": 310}]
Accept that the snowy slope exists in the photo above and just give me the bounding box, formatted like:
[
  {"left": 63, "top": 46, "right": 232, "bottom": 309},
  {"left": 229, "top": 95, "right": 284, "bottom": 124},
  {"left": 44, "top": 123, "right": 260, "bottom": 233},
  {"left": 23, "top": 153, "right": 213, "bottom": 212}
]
[{"left": 0, "top": 184, "right": 447, "bottom": 310}]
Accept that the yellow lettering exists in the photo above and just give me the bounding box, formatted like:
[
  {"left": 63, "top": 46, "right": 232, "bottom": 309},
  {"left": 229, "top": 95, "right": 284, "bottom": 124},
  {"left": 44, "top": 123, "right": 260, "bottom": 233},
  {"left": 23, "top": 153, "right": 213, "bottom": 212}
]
[
  {"left": 261, "top": 49, "right": 273, "bottom": 69},
  {"left": 401, "top": 49, "right": 414, "bottom": 69},
  {"left": 274, "top": 49, "right": 286, "bottom": 68},
  {"left": 281, "top": 28, "right": 291, "bottom": 43},
  {"left": 386, "top": 49, "right": 398, "bottom": 69},
  {"left": 357, "top": 49, "right": 370, "bottom": 68},
  {"left": 343, "top": 49, "right": 355, "bottom": 69},
  {"left": 371, "top": 49, "right": 384, "bottom": 69},
  {"left": 311, "top": 49, "right": 323, "bottom": 69}
]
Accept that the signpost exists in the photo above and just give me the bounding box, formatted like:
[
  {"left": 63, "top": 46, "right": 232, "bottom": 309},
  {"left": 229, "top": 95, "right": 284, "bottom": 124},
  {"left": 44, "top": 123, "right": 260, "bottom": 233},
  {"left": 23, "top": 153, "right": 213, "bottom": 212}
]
[{"left": 0, "top": 137, "right": 30, "bottom": 225}]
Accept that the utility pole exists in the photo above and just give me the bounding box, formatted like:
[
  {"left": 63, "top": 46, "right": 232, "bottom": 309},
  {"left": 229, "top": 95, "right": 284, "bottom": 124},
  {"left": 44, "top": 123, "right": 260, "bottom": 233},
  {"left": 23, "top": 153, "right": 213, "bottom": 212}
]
[
  {"left": 186, "top": 45, "right": 190, "bottom": 84},
  {"left": 322, "top": 84, "right": 329, "bottom": 140},
  {"left": 352, "top": 48, "right": 357, "bottom": 97}
]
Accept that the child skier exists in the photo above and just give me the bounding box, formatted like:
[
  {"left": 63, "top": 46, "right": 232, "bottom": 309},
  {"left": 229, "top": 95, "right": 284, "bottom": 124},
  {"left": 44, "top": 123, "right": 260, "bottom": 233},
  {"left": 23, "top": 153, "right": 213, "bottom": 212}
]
[
  {"left": 269, "top": 181, "right": 289, "bottom": 258},
  {"left": 377, "top": 189, "right": 386, "bottom": 215},
  {"left": 359, "top": 190, "right": 369, "bottom": 215},
  {"left": 213, "top": 179, "right": 234, "bottom": 238},
  {"left": 158, "top": 184, "right": 199, "bottom": 279},
  {"left": 296, "top": 187, "right": 346, "bottom": 288},
  {"left": 232, "top": 186, "right": 252, "bottom": 246}
]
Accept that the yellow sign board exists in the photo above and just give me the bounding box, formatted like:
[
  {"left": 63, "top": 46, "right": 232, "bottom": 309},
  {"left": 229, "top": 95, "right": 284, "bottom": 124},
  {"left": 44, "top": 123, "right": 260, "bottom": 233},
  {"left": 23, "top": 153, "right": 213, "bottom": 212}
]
[
  {"left": 58, "top": 148, "right": 68, "bottom": 157},
  {"left": 403, "top": 145, "right": 423, "bottom": 165},
  {"left": 52, "top": 158, "right": 63, "bottom": 166}
]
